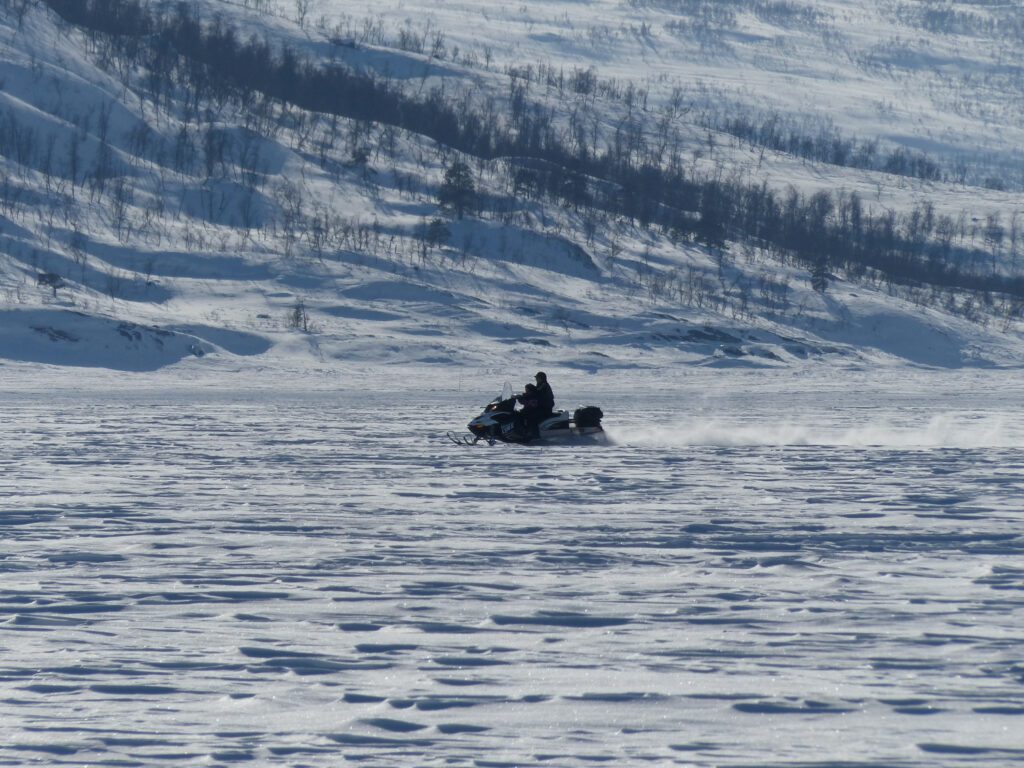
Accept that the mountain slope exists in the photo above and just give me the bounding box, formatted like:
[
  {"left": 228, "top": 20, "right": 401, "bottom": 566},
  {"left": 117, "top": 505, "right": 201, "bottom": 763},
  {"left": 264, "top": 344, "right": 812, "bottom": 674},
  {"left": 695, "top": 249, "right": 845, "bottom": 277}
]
[{"left": 1, "top": 0, "right": 1023, "bottom": 372}]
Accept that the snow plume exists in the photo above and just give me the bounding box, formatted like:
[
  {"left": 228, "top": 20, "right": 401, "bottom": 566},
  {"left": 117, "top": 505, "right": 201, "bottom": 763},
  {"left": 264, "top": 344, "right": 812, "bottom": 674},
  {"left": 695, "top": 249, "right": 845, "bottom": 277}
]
[{"left": 610, "top": 414, "right": 1022, "bottom": 449}]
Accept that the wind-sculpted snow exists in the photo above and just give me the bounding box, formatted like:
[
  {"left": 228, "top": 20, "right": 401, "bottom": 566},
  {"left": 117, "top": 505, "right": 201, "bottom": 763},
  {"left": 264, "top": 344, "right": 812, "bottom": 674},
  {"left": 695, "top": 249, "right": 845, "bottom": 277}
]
[{"left": 2, "top": 374, "right": 1023, "bottom": 766}]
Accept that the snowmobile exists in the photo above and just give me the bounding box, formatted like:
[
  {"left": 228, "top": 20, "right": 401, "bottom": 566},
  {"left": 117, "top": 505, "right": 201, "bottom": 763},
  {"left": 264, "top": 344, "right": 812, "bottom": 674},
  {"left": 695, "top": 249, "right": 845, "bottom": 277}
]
[{"left": 448, "top": 382, "right": 606, "bottom": 446}]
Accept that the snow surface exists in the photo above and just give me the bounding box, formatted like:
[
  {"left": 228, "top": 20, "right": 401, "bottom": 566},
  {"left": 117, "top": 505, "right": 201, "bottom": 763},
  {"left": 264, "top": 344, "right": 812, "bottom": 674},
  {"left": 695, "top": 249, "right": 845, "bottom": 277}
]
[
  {"left": 2, "top": 1, "right": 1024, "bottom": 763},
  {"left": 2, "top": 365, "right": 1024, "bottom": 766}
]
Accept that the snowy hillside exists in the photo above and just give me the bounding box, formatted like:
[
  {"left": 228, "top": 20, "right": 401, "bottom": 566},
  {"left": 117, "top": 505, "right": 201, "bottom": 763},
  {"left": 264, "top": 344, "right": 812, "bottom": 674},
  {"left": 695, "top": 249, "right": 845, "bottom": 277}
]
[{"left": 0, "top": 0, "right": 1023, "bottom": 372}]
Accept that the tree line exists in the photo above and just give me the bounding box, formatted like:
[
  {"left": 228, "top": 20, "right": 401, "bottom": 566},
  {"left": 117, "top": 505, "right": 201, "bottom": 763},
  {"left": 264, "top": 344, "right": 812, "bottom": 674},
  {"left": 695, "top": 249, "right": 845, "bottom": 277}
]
[{"left": 36, "top": 0, "right": 1024, "bottom": 300}]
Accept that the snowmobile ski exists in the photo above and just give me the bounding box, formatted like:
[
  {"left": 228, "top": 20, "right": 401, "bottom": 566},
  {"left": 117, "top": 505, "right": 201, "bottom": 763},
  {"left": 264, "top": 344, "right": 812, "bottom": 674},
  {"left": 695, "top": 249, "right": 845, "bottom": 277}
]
[{"left": 446, "top": 431, "right": 482, "bottom": 446}]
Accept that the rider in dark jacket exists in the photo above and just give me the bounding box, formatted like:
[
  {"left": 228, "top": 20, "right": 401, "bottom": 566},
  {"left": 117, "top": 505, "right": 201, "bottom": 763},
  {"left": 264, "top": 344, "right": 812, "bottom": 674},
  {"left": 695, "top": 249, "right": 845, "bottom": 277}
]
[
  {"left": 515, "top": 373, "right": 555, "bottom": 438},
  {"left": 533, "top": 371, "right": 555, "bottom": 416}
]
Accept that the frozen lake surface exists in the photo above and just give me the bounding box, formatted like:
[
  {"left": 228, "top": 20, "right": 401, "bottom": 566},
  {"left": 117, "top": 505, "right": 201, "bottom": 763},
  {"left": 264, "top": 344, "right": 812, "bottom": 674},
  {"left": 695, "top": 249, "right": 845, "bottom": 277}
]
[{"left": 2, "top": 369, "right": 1024, "bottom": 766}]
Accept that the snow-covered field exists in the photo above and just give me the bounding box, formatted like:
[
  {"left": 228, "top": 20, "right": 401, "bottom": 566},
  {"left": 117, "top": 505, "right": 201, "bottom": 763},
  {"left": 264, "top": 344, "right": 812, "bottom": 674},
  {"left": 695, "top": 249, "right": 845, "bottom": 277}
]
[{"left": 3, "top": 366, "right": 1023, "bottom": 766}]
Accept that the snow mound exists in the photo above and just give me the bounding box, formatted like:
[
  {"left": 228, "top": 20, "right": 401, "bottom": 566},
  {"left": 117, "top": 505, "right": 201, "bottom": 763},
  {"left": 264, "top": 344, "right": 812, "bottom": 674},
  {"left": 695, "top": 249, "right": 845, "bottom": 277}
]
[{"left": 0, "top": 309, "right": 270, "bottom": 371}]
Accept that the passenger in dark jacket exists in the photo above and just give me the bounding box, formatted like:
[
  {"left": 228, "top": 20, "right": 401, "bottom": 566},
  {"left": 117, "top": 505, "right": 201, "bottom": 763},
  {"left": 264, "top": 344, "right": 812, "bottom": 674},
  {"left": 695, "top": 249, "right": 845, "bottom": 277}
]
[
  {"left": 517, "top": 383, "right": 539, "bottom": 410},
  {"left": 516, "top": 383, "right": 542, "bottom": 437}
]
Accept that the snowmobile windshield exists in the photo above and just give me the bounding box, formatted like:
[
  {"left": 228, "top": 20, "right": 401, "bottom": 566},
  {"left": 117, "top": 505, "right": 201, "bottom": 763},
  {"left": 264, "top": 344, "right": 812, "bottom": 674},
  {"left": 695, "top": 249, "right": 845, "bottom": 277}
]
[{"left": 500, "top": 381, "right": 514, "bottom": 402}]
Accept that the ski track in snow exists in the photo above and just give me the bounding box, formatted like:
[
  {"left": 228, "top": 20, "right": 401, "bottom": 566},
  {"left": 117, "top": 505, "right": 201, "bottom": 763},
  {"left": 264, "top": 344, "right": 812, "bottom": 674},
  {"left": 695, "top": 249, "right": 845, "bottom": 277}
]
[{"left": 2, "top": 381, "right": 1024, "bottom": 766}]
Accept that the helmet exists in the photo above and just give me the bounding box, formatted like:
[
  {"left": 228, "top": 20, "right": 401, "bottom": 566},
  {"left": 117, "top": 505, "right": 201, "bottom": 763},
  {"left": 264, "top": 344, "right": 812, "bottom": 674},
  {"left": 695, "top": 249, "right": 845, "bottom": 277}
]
[{"left": 535, "top": 371, "right": 547, "bottom": 383}]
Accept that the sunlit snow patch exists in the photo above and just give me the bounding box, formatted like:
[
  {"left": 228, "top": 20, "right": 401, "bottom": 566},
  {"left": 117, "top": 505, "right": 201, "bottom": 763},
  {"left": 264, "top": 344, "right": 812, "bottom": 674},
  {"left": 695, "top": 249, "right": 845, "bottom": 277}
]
[{"left": 0, "top": 309, "right": 270, "bottom": 371}]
